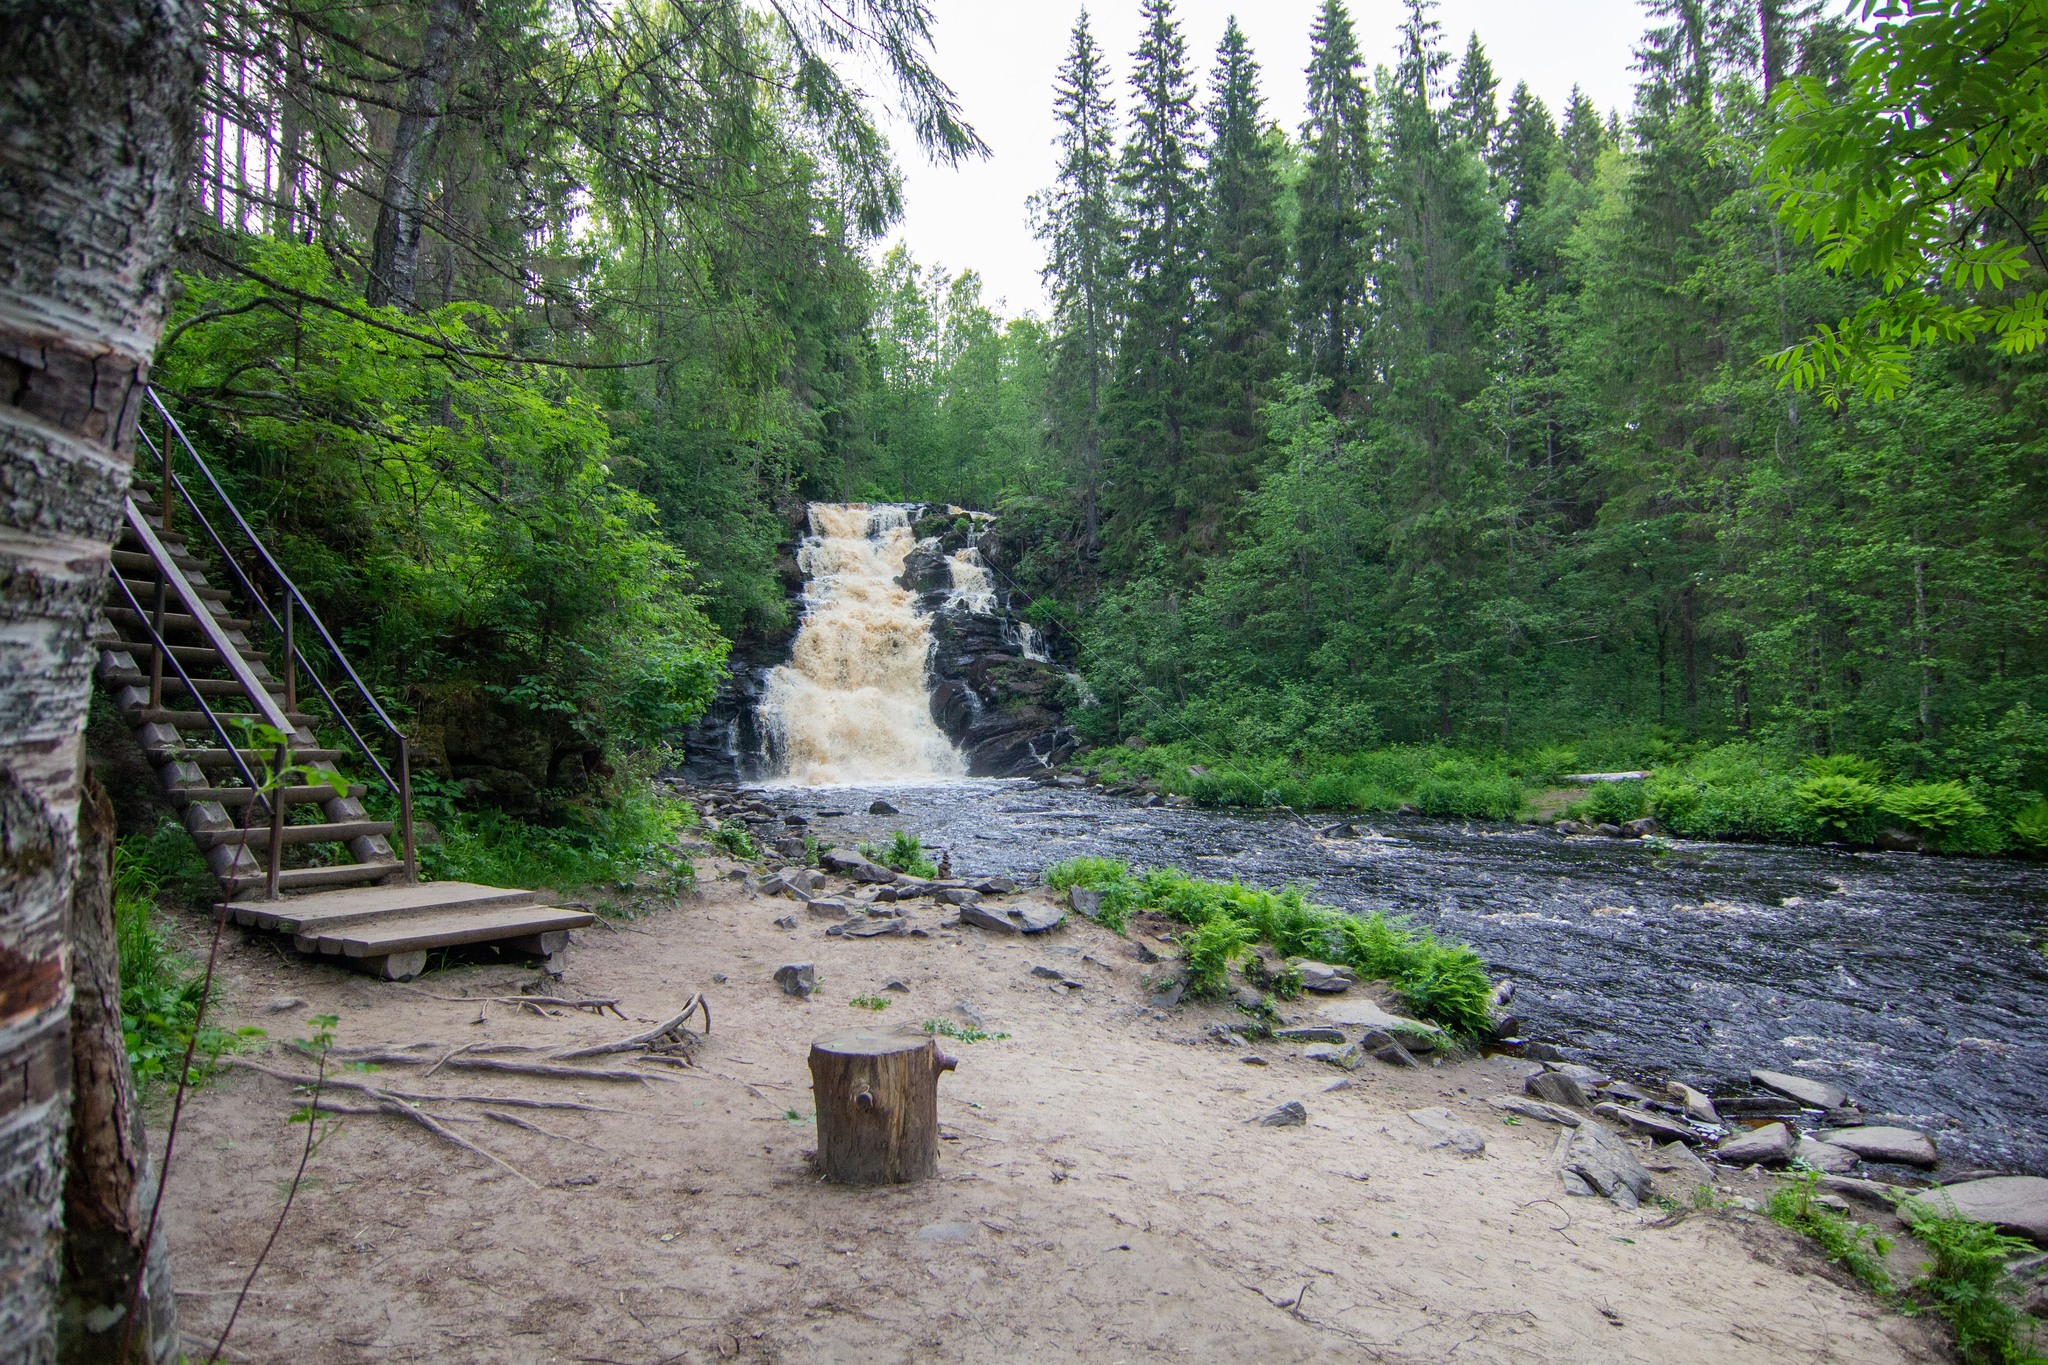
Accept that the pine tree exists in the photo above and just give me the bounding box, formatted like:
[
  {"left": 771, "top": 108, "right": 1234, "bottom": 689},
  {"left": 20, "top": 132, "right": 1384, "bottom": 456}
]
[
  {"left": 1107, "top": 0, "right": 1203, "bottom": 562},
  {"left": 1560, "top": 85, "right": 1606, "bottom": 181},
  {"left": 1038, "top": 9, "right": 1122, "bottom": 553},
  {"left": 1447, "top": 31, "right": 1499, "bottom": 159},
  {"left": 1495, "top": 82, "right": 1558, "bottom": 278},
  {"left": 1191, "top": 17, "right": 1289, "bottom": 548},
  {"left": 1294, "top": 0, "right": 1374, "bottom": 411}
]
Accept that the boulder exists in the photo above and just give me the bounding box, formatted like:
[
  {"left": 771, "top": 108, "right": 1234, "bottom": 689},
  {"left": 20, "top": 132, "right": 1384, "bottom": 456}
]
[
  {"left": 869, "top": 799, "right": 900, "bottom": 815},
  {"left": 1559, "top": 1121, "right": 1654, "bottom": 1208},
  {"left": 1750, "top": 1069, "right": 1848, "bottom": 1111},
  {"left": 773, "top": 963, "right": 816, "bottom": 998},
  {"left": 827, "top": 917, "right": 907, "bottom": 938},
  {"left": 1066, "top": 886, "right": 1104, "bottom": 917},
  {"left": 1642, "top": 1140, "right": 1716, "bottom": 1195},
  {"left": 1275, "top": 1026, "right": 1348, "bottom": 1045},
  {"left": 1487, "top": 1094, "right": 1583, "bottom": 1127},
  {"left": 1908, "top": 1177, "right": 2048, "bottom": 1246},
  {"left": 1316, "top": 997, "right": 1441, "bottom": 1039},
  {"left": 1812, "top": 1125, "right": 1938, "bottom": 1168},
  {"left": 1255, "top": 1101, "right": 1308, "bottom": 1128},
  {"left": 1149, "top": 979, "right": 1186, "bottom": 1009},
  {"left": 1796, "top": 1139, "right": 1861, "bottom": 1174},
  {"left": 805, "top": 898, "right": 853, "bottom": 919},
  {"left": 1360, "top": 1029, "right": 1420, "bottom": 1068},
  {"left": 1546, "top": 1061, "right": 1610, "bottom": 1088},
  {"left": 772, "top": 914, "right": 798, "bottom": 931},
  {"left": 960, "top": 899, "right": 1067, "bottom": 935},
  {"left": 973, "top": 875, "right": 1019, "bottom": 895},
  {"left": 1304, "top": 1042, "right": 1363, "bottom": 1071},
  {"left": 1295, "top": 960, "right": 1355, "bottom": 994},
  {"left": 1621, "top": 817, "right": 1661, "bottom": 837},
  {"left": 818, "top": 847, "right": 896, "bottom": 883},
  {"left": 1594, "top": 1103, "right": 1703, "bottom": 1146},
  {"left": 1667, "top": 1081, "right": 1722, "bottom": 1125},
  {"left": 932, "top": 887, "right": 983, "bottom": 907},
  {"left": 1525, "top": 1070, "right": 1594, "bottom": 1111},
  {"left": 1715, "top": 1122, "right": 1795, "bottom": 1166},
  {"left": 1407, "top": 1108, "right": 1487, "bottom": 1157}
]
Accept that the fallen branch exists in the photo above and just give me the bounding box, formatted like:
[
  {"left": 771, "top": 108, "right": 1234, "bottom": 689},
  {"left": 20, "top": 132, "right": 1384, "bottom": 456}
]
[
  {"left": 305, "top": 1049, "right": 665, "bottom": 1083},
  {"left": 482, "top": 1109, "right": 608, "bottom": 1152},
  {"left": 223, "top": 1057, "right": 626, "bottom": 1112},
  {"left": 393, "top": 986, "right": 625, "bottom": 1017},
  {"left": 552, "top": 994, "right": 708, "bottom": 1062}
]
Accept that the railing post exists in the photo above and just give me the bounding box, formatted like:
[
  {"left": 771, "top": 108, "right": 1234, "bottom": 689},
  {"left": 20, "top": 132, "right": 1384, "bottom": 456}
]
[
  {"left": 159, "top": 406, "right": 174, "bottom": 535},
  {"left": 148, "top": 574, "right": 166, "bottom": 711},
  {"left": 398, "top": 736, "right": 417, "bottom": 883},
  {"left": 283, "top": 595, "right": 296, "bottom": 713},
  {"left": 266, "top": 740, "right": 288, "bottom": 901}
]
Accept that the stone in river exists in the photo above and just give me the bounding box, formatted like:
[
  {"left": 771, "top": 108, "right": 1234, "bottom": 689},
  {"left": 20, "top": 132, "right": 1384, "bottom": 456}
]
[
  {"left": 1274, "top": 1026, "right": 1348, "bottom": 1045},
  {"left": 1812, "top": 1125, "right": 1938, "bottom": 1168},
  {"left": 1667, "top": 1081, "right": 1722, "bottom": 1125},
  {"left": 1750, "top": 1069, "right": 1848, "bottom": 1110},
  {"left": 1594, "top": 1103, "right": 1702, "bottom": 1146},
  {"left": 1908, "top": 1176, "right": 2048, "bottom": 1246},
  {"left": 1296, "top": 960, "right": 1355, "bottom": 993},
  {"left": 1255, "top": 1101, "right": 1308, "bottom": 1127},
  {"left": 959, "top": 899, "right": 1066, "bottom": 935},
  {"left": 869, "top": 800, "right": 900, "bottom": 815},
  {"left": 1407, "top": 1108, "right": 1487, "bottom": 1157},
  {"left": 1796, "top": 1139, "right": 1862, "bottom": 1174},
  {"left": 1715, "top": 1122, "right": 1795, "bottom": 1166},
  {"left": 773, "top": 963, "right": 816, "bottom": 998},
  {"left": 1525, "top": 1070, "right": 1594, "bottom": 1111}
]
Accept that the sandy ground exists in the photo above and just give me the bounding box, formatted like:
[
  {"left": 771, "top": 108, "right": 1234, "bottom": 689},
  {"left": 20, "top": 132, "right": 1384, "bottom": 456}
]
[{"left": 155, "top": 860, "right": 1950, "bottom": 1364}]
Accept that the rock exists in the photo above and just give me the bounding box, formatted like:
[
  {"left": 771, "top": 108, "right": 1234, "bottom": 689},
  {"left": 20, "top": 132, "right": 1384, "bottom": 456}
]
[
  {"left": 881, "top": 979, "right": 910, "bottom": 993},
  {"left": 1240, "top": 1055, "right": 1268, "bottom": 1066},
  {"left": 1149, "top": 980, "right": 1186, "bottom": 1009},
  {"left": 1817, "top": 1175, "right": 1905, "bottom": 1210},
  {"left": 1717, "top": 1096, "right": 1807, "bottom": 1117},
  {"left": 1396, "top": 803, "right": 1420, "bottom": 817},
  {"left": 1875, "top": 827, "right": 1923, "bottom": 852},
  {"left": 1642, "top": 1140, "right": 1716, "bottom": 1194},
  {"left": 1525, "top": 1071, "right": 1594, "bottom": 1110},
  {"left": 1255, "top": 1101, "right": 1308, "bottom": 1128},
  {"left": 913, "top": 1220, "right": 977, "bottom": 1244},
  {"left": 1594, "top": 823, "right": 1624, "bottom": 837},
  {"left": 869, "top": 800, "right": 900, "bottom": 815},
  {"left": 959, "top": 899, "right": 1067, "bottom": 935},
  {"left": 1602, "top": 1080, "right": 1653, "bottom": 1103},
  {"left": 772, "top": 914, "right": 798, "bottom": 930},
  {"left": 1796, "top": 1139, "right": 1862, "bottom": 1174},
  {"left": 1593, "top": 1103, "right": 1703, "bottom": 1145},
  {"left": 1520, "top": 1041, "right": 1567, "bottom": 1062},
  {"left": 973, "top": 876, "right": 1019, "bottom": 895},
  {"left": 1812, "top": 1125, "right": 1937, "bottom": 1168},
  {"left": 1304, "top": 1042, "right": 1363, "bottom": 1070},
  {"left": 1067, "top": 886, "right": 1104, "bottom": 917},
  {"left": 1667, "top": 1081, "right": 1721, "bottom": 1125},
  {"left": 1141, "top": 793, "right": 1165, "bottom": 808},
  {"left": 1621, "top": 817, "right": 1661, "bottom": 837},
  {"left": 1361, "top": 1030, "right": 1420, "bottom": 1068},
  {"left": 1560, "top": 1121, "right": 1654, "bottom": 1208},
  {"left": 1029, "top": 964, "right": 1065, "bottom": 980},
  {"left": 1230, "top": 986, "right": 1267, "bottom": 1012},
  {"left": 773, "top": 963, "right": 816, "bottom": 998},
  {"left": 1490, "top": 979, "right": 1517, "bottom": 1007},
  {"left": 263, "top": 996, "right": 307, "bottom": 1014},
  {"left": 818, "top": 847, "right": 896, "bottom": 883},
  {"left": 1295, "top": 960, "right": 1355, "bottom": 993},
  {"left": 758, "top": 870, "right": 809, "bottom": 899},
  {"left": 805, "top": 898, "right": 853, "bottom": 919},
  {"left": 932, "top": 887, "right": 983, "bottom": 908},
  {"left": 1715, "top": 1122, "right": 1795, "bottom": 1166},
  {"left": 1315, "top": 998, "right": 1441, "bottom": 1038},
  {"left": 1908, "top": 1177, "right": 2048, "bottom": 1246},
  {"left": 1316, "top": 821, "right": 1355, "bottom": 838},
  {"left": 1407, "top": 1108, "right": 1487, "bottom": 1157},
  {"left": 1274, "top": 1026, "right": 1348, "bottom": 1045},
  {"left": 831, "top": 917, "right": 907, "bottom": 939},
  {"left": 1554, "top": 820, "right": 1586, "bottom": 835},
  {"left": 1487, "top": 1095, "right": 1584, "bottom": 1127},
  {"left": 1488, "top": 1014, "right": 1522, "bottom": 1042},
  {"left": 1750, "top": 1069, "right": 1848, "bottom": 1110}
]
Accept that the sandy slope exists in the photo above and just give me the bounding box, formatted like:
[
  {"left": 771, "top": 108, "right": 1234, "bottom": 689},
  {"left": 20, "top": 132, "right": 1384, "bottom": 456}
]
[{"left": 158, "top": 862, "right": 1945, "bottom": 1363}]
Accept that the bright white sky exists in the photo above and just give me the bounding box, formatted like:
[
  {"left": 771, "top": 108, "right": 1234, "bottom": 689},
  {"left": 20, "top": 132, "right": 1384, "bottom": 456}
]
[{"left": 877, "top": 0, "right": 1649, "bottom": 316}]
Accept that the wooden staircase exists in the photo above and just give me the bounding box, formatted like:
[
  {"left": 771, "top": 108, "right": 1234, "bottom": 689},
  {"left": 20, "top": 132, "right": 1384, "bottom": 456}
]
[{"left": 95, "top": 393, "right": 592, "bottom": 980}]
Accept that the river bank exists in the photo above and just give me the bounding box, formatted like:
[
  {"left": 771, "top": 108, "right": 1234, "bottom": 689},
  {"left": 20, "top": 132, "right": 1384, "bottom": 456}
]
[{"left": 158, "top": 862, "right": 1955, "bottom": 1362}]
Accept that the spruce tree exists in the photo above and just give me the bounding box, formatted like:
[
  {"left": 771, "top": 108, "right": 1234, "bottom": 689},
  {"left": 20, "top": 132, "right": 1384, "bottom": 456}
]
[
  {"left": 1448, "top": 31, "right": 1499, "bottom": 159},
  {"left": 1560, "top": 85, "right": 1606, "bottom": 181},
  {"left": 1495, "top": 82, "right": 1558, "bottom": 278},
  {"left": 1191, "top": 17, "right": 1289, "bottom": 547},
  {"left": 1107, "top": 0, "right": 1202, "bottom": 562},
  {"left": 1294, "top": 0, "right": 1374, "bottom": 411},
  {"left": 1038, "top": 9, "right": 1122, "bottom": 554}
]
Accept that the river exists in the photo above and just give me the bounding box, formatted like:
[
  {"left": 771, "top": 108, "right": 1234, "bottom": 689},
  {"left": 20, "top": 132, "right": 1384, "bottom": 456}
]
[{"left": 745, "top": 777, "right": 2048, "bottom": 1178}]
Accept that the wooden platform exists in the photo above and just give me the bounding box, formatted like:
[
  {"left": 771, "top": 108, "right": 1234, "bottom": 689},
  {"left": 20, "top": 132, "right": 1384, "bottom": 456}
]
[{"left": 224, "top": 881, "right": 593, "bottom": 980}]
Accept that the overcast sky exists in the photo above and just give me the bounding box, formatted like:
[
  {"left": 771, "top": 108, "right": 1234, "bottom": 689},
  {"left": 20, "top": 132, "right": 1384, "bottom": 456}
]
[{"left": 875, "top": 0, "right": 1650, "bottom": 316}]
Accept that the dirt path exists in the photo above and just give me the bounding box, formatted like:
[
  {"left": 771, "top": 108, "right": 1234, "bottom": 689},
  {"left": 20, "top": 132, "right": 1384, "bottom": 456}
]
[{"left": 159, "top": 863, "right": 1945, "bottom": 1363}]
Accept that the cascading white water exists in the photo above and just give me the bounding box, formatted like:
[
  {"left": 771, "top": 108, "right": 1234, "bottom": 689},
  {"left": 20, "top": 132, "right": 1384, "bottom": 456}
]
[
  {"left": 759, "top": 504, "right": 966, "bottom": 785},
  {"left": 945, "top": 550, "right": 998, "bottom": 614}
]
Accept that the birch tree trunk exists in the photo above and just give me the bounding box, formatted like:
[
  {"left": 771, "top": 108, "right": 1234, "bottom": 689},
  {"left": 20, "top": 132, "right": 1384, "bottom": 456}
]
[
  {"left": 364, "top": 0, "right": 472, "bottom": 310},
  {"left": 0, "top": 2, "right": 201, "bottom": 1357}
]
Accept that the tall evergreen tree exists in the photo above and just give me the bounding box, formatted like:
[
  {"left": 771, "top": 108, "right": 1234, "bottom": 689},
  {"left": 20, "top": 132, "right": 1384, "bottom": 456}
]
[
  {"left": 1495, "top": 82, "right": 1558, "bottom": 277},
  {"left": 1294, "top": 0, "right": 1375, "bottom": 411},
  {"left": 1107, "top": 0, "right": 1203, "bottom": 563},
  {"left": 1560, "top": 85, "right": 1607, "bottom": 180},
  {"left": 1192, "top": 17, "right": 1289, "bottom": 547},
  {"left": 1038, "top": 9, "right": 1122, "bottom": 553},
  {"left": 1448, "top": 31, "right": 1499, "bottom": 158}
]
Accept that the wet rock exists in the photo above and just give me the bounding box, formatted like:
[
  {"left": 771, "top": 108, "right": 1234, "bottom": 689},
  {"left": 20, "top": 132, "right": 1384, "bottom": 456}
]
[
  {"left": 1553, "top": 820, "right": 1586, "bottom": 836},
  {"left": 1715, "top": 1122, "right": 1795, "bottom": 1166},
  {"left": 1812, "top": 1125, "right": 1937, "bottom": 1168},
  {"left": 1667, "top": 1081, "right": 1721, "bottom": 1125},
  {"left": 1908, "top": 1177, "right": 2048, "bottom": 1245},
  {"left": 1141, "top": 793, "right": 1165, "bottom": 808},
  {"left": 1255, "top": 1101, "right": 1308, "bottom": 1128},
  {"left": 960, "top": 899, "right": 1067, "bottom": 935},
  {"left": 1408, "top": 1108, "right": 1487, "bottom": 1157},
  {"left": 1875, "top": 827, "right": 1923, "bottom": 852},
  {"left": 1316, "top": 821, "right": 1355, "bottom": 838},
  {"left": 1487, "top": 1094, "right": 1584, "bottom": 1127},
  {"left": 1595, "top": 823, "right": 1624, "bottom": 837},
  {"left": 1296, "top": 960, "right": 1355, "bottom": 994},
  {"left": 1750, "top": 1069, "right": 1848, "bottom": 1110},
  {"left": 1559, "top": 1122, "right": 1654, "bottom": 1208},
  {"left": 1797, "top": 1139, "right": 1862, "bottom": 1174},
  {"left": 869, "top": 799, "right": 900, "bottom": 815},
  {"left": 1361, "top": 1029, "right": 1420, "bottom": 1068},
  {"left": 1305, "top": 1042, "right": 1363, "bottom": 1070},
  {"left": 1594, "top": 1102, "right": 1702, "bottom": 1146},
  {"left": 1274, "top": 1026, "right": 1348, "bottom": 1045},
  {"left": 1490, "top": 979, "right": 1517, "bottom": 1007},
  {"left": 1716, "top": 1096, "right": 1807, "bottom": 1118},
  {"left": 773, "top": 963, "right": 817, "bottom": 998},
  {"left": 1525, "top": 1070, "right": 1594, "bottom": 1110}
]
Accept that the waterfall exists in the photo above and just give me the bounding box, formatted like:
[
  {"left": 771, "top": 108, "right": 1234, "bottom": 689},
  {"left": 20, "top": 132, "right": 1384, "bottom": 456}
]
[
  {"left": 758, "top": 504, "right": 966, "bottom": 785},
  {"left": 945, "top": 550, "right": 998, "bottom": 614}
]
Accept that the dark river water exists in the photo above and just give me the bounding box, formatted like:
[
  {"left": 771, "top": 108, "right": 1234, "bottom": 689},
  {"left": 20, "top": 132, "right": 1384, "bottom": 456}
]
[{"left": 748, "top": 778, "right": 2048, "bottom": 1177}]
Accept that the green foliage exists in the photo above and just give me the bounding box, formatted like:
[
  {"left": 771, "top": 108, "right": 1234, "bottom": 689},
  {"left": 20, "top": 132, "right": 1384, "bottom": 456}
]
[
  {"left": 1089, "top": 741, "right": 1526, "bottom": 821},
  {"left": 922, "top": 1019, "right": 1010, "bottom": 1043},
  {"left": 413, "top": 771, "right": 694, "bottom": 890},
  {"left": 859, "top": 831, "right": 940, "bottom": 879},
  {"left": 1045, "top": 856, "right": 1129, "bottom": 890},
  {"left": 1765, "top": 1172, "right": 1894, "bottom": 1298},
  {"left": 114, "top": 825, "right": 253, "bottom": 1087},
  {"left": 1795, "top": 774, "right": 1883, "bottom": 838},
  {"left": 705, "top": 822, "right": 762, "bottom": 862},
  {"left": 1900, "top": 1199, "right": 2046, "bottom": 1365},
  {"left": 1577, "top": 780, "right": 1647, "bottom": 826},
  {"left": 1879, "top": 782, "right": 1991, "bottom": 839},
  {"left": 2008, "top": 800, "right": 2048, "bottom": 855},
  {"left": 1180, "top": 915, "right": 1258, "bottom": 999},
  {"left": 848, "top": 996, "right": 890, "bottom": 1012}
]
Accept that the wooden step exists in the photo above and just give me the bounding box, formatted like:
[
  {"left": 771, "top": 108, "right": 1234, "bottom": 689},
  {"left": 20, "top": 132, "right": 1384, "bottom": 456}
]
[
  {"left": 107, "top": 606, "right": 254, "bottom": 633},
  {"left": 102, "top": 673, "right": 281, "bottom": 701},
  {"left": 228, "top": 881, "right": 540, "bottom": 934},
  {"left": 171, "top": 783, "right": 366, "bottom": 807},
  {"left": 113, "top": 536, "right": 202, "bottom": 570},
  {"left": 295, "top": 904, "right": 594, "bottom": 960},
  {"left": 219, "top": 860, "right": 400, "bottom": 896},
  {"left": 196, "top": 820, "right": 393, "bottom": 851},
  {"left": 95, "top": 639, "right": 222, "bottom": 667},
  {"left": 161, "top": 746, "right": 345, "bottom": 770},
  {"left": 119, "top": 573, "right": 228, "bottom": 604},
  {"left": 131, "top": 706, "right": 314, "bottom": 731}
]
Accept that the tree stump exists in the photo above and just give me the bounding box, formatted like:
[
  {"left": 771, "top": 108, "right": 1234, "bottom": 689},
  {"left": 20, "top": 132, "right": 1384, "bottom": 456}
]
[{"left": 808, "top": 1029, "right": 957, "bottom": 1185}]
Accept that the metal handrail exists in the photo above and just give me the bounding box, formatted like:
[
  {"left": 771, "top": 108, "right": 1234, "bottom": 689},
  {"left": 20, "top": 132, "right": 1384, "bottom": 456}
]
[{"left": 135, "top": 387, "right": 416, "bottom": 882}]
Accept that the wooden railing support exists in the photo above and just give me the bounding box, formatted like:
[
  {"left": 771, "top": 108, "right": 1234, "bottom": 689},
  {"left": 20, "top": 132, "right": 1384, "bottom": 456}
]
[{"left": 398, "top": 737, "right": 417, "bottom": 883}]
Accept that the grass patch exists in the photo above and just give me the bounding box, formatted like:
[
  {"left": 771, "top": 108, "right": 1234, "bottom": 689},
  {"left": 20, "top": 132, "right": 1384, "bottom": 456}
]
[
  {"left": 859, "top": 830, "right": 939, "bottom": 879},
  {"left": 115, "top": 821, "right": 255, "bottom": 1087},
  {"left": 1765, "top": 1172, "right": 1894, "bottom": 1297},
  {"left": 408, "top": 771, "right": 695, "bottom": 891},
  {"left": 1041, "top": 859, "right": 1493, "bottom": 1035},
  {"left": 849, "top": 995, "right": 890, "bottom": 1011},
  {"left": 922, "top": 1019, "right": 1010, "bottom": 1043}
]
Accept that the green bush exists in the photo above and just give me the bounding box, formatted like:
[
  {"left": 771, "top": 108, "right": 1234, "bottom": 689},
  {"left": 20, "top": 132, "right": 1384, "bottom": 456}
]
[
  {"left": 1045, "top": 856, "right": 1129, "bottom": 890},
  {"left": 1880, "top": 781, "right": 1990, "bottom": 837},
  {"left": 859, "top": 830, "right": 940, "bottom": 879},
  {"left": 1578, "top": 780, "right": 1647, "bottom": 826},
  {"left": 113, "top": 824, "right": 252, "bottom": 1086},
  {"left": 2009, "top": 800, "right": 2048, "bottom": 855},
  {"left": 1805, "top": 753, "right": 1885, "bottom": 783},
  {"left": 1181, "top": 916, "right": 1258, "bottom": 998},
  {"left": 1901, "top": 1200, "right": 2044, "bottom": 1364},
  {"left": 1765, "top": 1172, "right": 1893, "bottom": 1296},
  {"left": 1795, "top": 774, "right": 1883, "bottom": 838},
  {"left": 416, "top": 774, "right": 694, "bottom": 889}
]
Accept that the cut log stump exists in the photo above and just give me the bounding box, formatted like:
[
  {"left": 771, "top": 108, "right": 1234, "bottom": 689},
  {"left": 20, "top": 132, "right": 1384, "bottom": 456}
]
[{"left": 808, "top": 1029, "right": 958, "bottom": 1184}]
